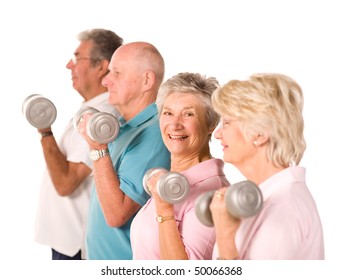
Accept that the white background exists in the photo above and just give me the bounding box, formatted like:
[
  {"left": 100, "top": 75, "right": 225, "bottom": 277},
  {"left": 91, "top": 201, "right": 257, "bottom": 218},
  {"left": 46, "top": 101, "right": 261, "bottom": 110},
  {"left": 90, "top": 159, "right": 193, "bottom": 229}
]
[{"left": 0, "top": 0, "right": 341, "bottom": 278}]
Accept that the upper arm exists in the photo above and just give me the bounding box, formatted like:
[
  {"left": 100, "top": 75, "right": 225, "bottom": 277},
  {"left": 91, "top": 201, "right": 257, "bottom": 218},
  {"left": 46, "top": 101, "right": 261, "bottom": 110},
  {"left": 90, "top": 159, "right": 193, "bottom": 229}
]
[
  {"left": 117, "top": 126, "right": 170, "bottom": 206},
  {"left": 243, "top": 205, "right": 302, "bottom": 259}
]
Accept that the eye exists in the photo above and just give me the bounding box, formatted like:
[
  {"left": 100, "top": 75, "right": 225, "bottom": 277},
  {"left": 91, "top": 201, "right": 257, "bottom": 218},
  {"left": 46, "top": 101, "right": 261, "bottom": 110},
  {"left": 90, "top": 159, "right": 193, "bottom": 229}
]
[
  {"left": 222, "top": 117, "right": 238, "bottom": 127},
  {"left": 162, "top": 110, "right": 172, "bottom": 116},
  {"left": 184, "top": 111, "right": 194, "bottom": 117},
  {"left": 221, "top": 119, "right": 232, "bottom": 127},
  {"left": 108, "top": 69, "right": 119, "bottom": 77}
]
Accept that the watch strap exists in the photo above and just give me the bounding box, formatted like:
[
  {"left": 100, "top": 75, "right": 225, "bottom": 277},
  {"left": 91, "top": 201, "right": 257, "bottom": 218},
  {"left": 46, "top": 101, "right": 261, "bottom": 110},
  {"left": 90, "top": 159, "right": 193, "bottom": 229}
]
[
  {"left": 40, "top": 131, "right": 53, "bottom": 139},
  {"left": 156, "top": 215, "right": 175, "bottom": 223},
  {"left": 89, "top": 148, "right": 110, "bottom": 161}
]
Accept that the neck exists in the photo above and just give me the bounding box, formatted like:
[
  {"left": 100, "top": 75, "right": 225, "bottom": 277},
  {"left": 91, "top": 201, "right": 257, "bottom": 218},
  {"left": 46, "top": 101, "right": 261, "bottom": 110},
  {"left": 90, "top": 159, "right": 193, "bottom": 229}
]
[
  {"left": 238, "top": 158, "right": 285, "bottom": 185},
  {"left": 170, "top": 150, "right": 212, "bottom": 172},
  {"left": 119, "top": 100, "right": 153, "bottom": 121},
  {"left": 83, "top": 85, "right": 107, "bottom": 102}
]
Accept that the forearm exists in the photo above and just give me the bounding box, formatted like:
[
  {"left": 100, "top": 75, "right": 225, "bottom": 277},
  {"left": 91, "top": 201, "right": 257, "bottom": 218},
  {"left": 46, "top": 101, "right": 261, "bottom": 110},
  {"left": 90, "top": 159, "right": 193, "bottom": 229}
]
[
  {"left": 155, "top": 200, "right": 188, "bottom": 260},
  {"left": 40, "top": 135, "right": 78, "bottom": 195},
  {"left": 210, "top": 187, "right": 240, "bottom": 260},
  {"left": 93, "top": 156, "right": 140, "bottom": 227},
  {"left": 158, "top": 219, "right": 188, "bottom": 260},
  {"left": 215, "top": 230, "right": 239, "bottom": 260}
]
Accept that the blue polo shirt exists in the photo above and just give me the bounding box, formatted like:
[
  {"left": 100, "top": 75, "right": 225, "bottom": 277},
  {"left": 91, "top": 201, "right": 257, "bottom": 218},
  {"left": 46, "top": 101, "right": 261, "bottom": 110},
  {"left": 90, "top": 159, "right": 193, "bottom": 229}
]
[{"left": 86, "top": 103, "right": 171, "bottom": 260}]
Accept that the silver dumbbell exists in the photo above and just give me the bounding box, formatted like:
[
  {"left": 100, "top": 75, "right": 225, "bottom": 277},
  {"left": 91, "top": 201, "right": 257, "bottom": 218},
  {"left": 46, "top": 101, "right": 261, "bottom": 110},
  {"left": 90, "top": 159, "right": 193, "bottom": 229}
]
[
  {"left": 142, "top": 168, "right": 190, "bottom": 204},
  {"left": 73, "top": 106, "right": 120, "bottom": 144},
  {"left": 22, "top": 94, "right": 57, "bottom": 129},
  {"left": 195, "top": 180, "right": 263, "bottom": 227}
]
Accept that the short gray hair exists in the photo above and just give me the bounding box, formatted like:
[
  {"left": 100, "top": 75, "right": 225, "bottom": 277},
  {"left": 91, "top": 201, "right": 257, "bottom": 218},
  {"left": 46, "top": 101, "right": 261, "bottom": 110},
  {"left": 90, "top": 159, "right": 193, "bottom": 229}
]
[
  {"left": 157, "top": 72, "right": 220, "bottom": 131},
  {"left": 77, "top": 28, "right": 123, "bottom": 66}
]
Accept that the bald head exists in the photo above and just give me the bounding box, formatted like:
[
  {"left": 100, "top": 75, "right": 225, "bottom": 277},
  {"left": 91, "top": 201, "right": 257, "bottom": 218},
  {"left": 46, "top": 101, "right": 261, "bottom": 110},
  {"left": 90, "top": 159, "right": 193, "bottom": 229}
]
[
  {"left": 115, "top": 42, "right": 165, "bottom": 87},
  {"left": 103, "top": 42, "right": 165, "bottom": 120}
]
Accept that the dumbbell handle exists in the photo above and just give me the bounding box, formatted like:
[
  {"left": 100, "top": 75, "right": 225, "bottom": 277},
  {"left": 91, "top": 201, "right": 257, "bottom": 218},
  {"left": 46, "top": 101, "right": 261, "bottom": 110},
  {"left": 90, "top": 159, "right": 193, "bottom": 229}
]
[
  {"left": 143, "top": 168, "right": 190, "bottom": 204},
  {"left": 195, "top": 180, "right": 263, "bottom": 227},
  {"left": 73, "top": 106, "right": 99, "bottom": 130},
  {"left": 73, "top": 106, "right": 120, "bottom": 144}
]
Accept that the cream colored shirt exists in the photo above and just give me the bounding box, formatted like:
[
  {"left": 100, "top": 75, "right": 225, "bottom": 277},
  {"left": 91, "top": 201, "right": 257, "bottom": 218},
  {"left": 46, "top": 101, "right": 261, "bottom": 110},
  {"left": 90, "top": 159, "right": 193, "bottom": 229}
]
[{"left": 213, "top": 166, "right": 324, "bottom": 259}]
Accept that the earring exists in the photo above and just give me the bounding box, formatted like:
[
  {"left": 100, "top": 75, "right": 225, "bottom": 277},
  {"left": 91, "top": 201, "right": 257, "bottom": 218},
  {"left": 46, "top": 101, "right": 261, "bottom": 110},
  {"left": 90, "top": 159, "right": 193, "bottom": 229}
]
[{"left": 253, "top": 140, "right": 258, "bottom": 145}]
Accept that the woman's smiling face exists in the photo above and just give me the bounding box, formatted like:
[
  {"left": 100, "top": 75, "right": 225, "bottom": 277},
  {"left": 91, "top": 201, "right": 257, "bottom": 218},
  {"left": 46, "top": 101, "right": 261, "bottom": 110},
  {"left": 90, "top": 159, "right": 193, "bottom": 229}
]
[{"left": 159, "top": 92, "right": 210, "bottom": 158}]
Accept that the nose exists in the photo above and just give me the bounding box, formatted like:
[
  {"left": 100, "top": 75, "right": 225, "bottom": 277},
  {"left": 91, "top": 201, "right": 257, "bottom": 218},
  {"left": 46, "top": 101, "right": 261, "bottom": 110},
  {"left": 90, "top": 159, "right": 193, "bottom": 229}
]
[
  {"left": 214, "top": 125, "right": 222, "bottom": 140},
  {"left": 102, "top": 72, "right": 110, "bottom": 87},
  {"left": 66, "top": 59, "right": 73, "bottom": 69},
  {"left": 168, "top": 115, "right": 185, "bottom": 129}
]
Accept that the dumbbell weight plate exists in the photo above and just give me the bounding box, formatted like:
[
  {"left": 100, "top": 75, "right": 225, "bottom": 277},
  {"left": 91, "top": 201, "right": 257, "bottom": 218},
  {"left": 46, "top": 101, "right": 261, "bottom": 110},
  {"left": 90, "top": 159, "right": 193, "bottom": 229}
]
[
  {"left": 194, "top": 190, "right": 215, "bottom": 227},
  {"left": 87, "top": 112, "right": 120, "bottom": 143},
  {"left": 73, "top": 106, "right": 99, "bottom": 130},
  {"left": 225, "top": 180, "right": 263, "bottom": 218},
  {"left": 22, "top": 94, "right": 57, "bottom": 129},
  {"left": 157, "top": 172, "right": 189, "bottom": 204}
]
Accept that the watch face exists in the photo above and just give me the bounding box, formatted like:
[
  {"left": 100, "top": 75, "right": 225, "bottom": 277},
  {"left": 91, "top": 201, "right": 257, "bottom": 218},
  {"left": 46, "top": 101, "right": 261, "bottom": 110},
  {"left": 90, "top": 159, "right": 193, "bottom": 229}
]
[
  {"left": 89, "top": 149, "right": 109, "bottom": 161},
  {"left": 90, "top": 150, "right": 100, "bottom": 161}
]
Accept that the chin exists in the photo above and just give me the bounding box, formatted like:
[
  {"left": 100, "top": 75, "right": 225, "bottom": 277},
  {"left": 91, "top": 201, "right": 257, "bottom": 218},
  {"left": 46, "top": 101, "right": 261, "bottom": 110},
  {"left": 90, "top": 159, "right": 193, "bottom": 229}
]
[
  {"left": 167, "top": 146, "right": 185, "bottom": 156},
  {"left": 223, "top": 155, "right": 232, "bottom": 164}
]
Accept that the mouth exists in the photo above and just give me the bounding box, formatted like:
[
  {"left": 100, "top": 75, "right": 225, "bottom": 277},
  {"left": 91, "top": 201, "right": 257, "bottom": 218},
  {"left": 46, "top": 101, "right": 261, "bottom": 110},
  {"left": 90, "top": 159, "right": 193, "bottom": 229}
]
[
  {"left": 221, "top": 143, "right": 228, "bottom": 149},
  {"left": 168, "top": 134, "right": 188, "bottom": 140}
]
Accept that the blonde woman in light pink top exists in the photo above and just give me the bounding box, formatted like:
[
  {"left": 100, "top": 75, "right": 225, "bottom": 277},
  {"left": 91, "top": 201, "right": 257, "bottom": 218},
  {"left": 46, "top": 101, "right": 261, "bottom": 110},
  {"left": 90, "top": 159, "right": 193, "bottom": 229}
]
[{"left": 210, "top": 73, "right": 324, "bottom": 260}]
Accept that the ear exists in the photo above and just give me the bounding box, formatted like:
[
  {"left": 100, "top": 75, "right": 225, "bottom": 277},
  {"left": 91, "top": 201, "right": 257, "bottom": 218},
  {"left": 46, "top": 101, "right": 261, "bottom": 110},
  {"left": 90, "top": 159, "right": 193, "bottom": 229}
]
[
  {"left": 97, "top": 60, "right": 110, "bottom": 78},
  {"left": 142, "top": 70, "right": 155, "bottom": 91},
  {"left": 208, "top": 124, "right": 218, "bottom": 135},
  {"left": 253, "top": 134, "right": 269, "bottom": 146}
]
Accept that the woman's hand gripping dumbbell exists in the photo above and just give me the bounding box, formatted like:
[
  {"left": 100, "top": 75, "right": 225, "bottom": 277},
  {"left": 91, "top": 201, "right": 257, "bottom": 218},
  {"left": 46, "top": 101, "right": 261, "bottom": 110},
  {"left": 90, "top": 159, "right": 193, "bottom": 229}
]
[
  {"left": 195, "top": 180, "right": 263, "bottom": 227},
  {"left": 142, "top": 168, "right": 190, "bottom": 204},
  {"left": 73, "top": 106, "right": 120, "bottom": 144},
  {"left": 22, "top": 94, "right": 57, "bottom": 129}
]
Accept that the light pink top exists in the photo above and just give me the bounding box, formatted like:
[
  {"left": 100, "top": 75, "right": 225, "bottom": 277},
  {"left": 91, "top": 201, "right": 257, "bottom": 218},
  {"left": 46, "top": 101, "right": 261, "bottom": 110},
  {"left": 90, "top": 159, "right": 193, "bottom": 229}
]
[
  {"left": 131, "top": 158, "right": 229, "bottom": 260},
  {"left": 213, "top": 166, "right": 324, "bottom": 259}
]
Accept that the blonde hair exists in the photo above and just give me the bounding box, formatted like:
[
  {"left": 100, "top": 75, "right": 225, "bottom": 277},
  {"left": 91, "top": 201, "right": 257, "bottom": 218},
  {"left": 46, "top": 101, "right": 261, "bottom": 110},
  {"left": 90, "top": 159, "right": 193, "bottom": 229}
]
[{"left": 212, "top": 73, "right": 306, "bottom": 167}]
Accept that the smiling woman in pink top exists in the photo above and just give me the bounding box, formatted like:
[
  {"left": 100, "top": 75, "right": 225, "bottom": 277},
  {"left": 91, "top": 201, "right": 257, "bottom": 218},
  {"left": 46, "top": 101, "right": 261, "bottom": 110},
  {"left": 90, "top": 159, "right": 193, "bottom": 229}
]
[
  {"left": 210, "top": 73, "right": 324, "bottom": 260},
  {"left": 130, "top": 72, "right": 230, "bottom": 259}
]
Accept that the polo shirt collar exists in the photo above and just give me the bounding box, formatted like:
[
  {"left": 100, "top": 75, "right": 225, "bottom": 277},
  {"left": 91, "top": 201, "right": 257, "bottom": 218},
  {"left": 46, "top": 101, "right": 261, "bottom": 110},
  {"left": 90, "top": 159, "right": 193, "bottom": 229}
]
[
  {"left": 119, "top": 103, "right": 158, "bottom": 128},
  {"left": 259, "top": 166, "right": 306, "bottom": 201},
  {"left": 181, "top": 158, "right": 225, "bottom": 186}
]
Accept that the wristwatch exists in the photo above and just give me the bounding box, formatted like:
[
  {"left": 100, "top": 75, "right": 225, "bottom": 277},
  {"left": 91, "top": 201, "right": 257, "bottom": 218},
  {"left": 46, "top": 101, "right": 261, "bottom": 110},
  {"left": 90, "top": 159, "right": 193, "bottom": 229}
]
[
  {"left": 89, "top": 148, "right": 110, "bottom": 161},
  {"left": 156, "top": 215, "right": 175, "bottom": 223},
  {"left": 39, "top": 131, "right": 53, "bottom": 140}
]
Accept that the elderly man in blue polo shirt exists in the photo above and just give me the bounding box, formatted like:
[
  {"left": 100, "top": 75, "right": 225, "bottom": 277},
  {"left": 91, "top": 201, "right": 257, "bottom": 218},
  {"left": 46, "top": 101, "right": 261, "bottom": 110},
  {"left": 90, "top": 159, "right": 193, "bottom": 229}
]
[{"left": 78, "top": 41, "right": 170, "bottom": 259}]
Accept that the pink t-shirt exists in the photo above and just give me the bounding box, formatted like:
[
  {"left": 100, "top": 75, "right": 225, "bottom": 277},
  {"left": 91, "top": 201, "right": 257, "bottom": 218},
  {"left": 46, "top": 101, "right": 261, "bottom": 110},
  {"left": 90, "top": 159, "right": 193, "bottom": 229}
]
[
  {"left": 213, "top": 166, "right": 324, "bottom": 260},
  {"left": 131, "top": 158, "right": 229, "bottom": 260}
]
